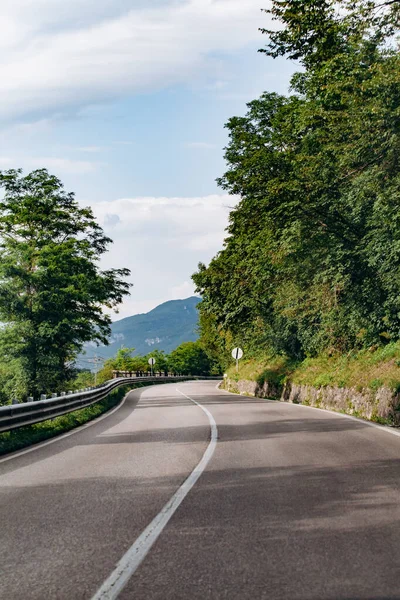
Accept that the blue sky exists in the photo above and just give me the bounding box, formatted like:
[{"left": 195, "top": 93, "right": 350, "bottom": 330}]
[{"left": 0, "top": 0, "right": 295, "bottom": 318}]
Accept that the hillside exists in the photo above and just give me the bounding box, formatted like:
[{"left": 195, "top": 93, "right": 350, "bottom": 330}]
[{"left": 81, "top": 297, "right": 201, "bottom": 363}]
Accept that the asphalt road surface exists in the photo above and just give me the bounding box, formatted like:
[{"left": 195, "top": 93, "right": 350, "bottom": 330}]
[{"left": 1, "top": 381, "right": 400, "bottom": 600}]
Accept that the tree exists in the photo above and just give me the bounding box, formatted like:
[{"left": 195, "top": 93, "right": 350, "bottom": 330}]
[
  {"left": 168, "top": 341, "right": 211, "bottom": 375},
  {"left": 145, "top": 349, "right": 169, "bottom": 373},
  {"left": 193, "top": 0, "right": 400, "bottom": 363},
  {"left": 0, "top": 169, "right": 131, "bottom": 398}
]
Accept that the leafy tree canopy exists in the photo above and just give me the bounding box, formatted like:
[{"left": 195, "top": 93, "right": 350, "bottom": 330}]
[
  {"left": 194, "top": 0, "right": 400, "bottom": 364},
  {"left": 0, "top": 169, "right": 131, "bottom": 398},
  {"left": 168, "top": 341, "right": 211, "bottom": 375}
]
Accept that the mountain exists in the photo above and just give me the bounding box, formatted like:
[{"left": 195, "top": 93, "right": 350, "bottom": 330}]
[{"left": 81, "top": 296, "right": 201, "bottom": 364}]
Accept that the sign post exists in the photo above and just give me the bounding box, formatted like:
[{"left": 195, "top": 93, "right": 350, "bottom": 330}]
[
  {"left": 231, "top": 347, "right": 243, "bottom": 373},
  {"left": 148, "top": 357, "right": 156, "bottom": 377}
]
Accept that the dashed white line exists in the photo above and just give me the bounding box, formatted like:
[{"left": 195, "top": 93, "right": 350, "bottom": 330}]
[{"left": 91, "top": 387, "right": 218, "bottom": 600}]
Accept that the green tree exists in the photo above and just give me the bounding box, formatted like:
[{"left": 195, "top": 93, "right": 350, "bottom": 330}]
[
  {"left": 168, "top": 341, "right": 211, "bottom": 375},
  {"left": 194, "top": 0, "right": 400, "bottom": 364},
  {"left": 69, "top": 370, "right": 95, "bottom": 391},
  {"left": 0, "top": 169, "right": 131, "bottom": 399},
  {"left": 145, "top": 349, "right": 169, "bottom": 373}
]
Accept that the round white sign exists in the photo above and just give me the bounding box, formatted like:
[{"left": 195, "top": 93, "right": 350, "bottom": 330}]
[
  {"left": 148, "top": 357, "right": 156, "bottom": 366},
  {"left": 232, "top": 347, "right": 243, "bottom": 360}
]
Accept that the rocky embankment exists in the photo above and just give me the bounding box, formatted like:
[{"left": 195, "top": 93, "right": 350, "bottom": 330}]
[{"left": 222, "top": 377, "right": 400, "bottom": 426}]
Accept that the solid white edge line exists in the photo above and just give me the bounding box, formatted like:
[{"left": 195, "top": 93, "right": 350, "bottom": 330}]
[
  {"left": 217, "top": 383, "right": 400, "bottom": 439},
  {"left": 0, "top": 384, "right": 154, "bottom": 465},
  {"left": 91, "top": 387, "right": 218, "bottom": 600}
]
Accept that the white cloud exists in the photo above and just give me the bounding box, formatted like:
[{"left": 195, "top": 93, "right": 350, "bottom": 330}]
[
  {"left": 29, "top": 157, "right": 103, "bottom": 174},
  {"left": 0, "top": 155, "right": 104, "bottom": 174},
  {"left": 89, "top": 193, "right": 239, "bottom": 319},
  {"left": 169, "top": 280, "right": 198, "bottom": 300},
  {"left": 93, "top": 194, "right": 238, "bottom": 241},
  {"left": 0, "top": 0, "right": 271, "bottom": 121}
]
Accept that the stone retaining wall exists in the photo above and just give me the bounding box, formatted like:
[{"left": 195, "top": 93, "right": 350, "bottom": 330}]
[{"left": 223, "top": 377, "right": 400, "bottom": 425}]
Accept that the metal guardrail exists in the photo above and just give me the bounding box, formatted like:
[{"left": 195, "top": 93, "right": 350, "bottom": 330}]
[{"left": 0, "top": 375, "right": 221, "bottom": 433}]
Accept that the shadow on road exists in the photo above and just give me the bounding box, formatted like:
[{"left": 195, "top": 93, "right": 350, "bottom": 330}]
[{"left": 2, "top": 456, "right": 400, "bottom": 599}]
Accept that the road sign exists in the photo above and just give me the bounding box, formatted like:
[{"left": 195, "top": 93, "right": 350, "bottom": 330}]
[
  {"left": 148, "top": 357, "right": 156, "bottom": 376},
  {"left": 232, "top": 348, "right": 243, "bottom": 360},
  {"left": 232, "top": 347, "right": 243, "bottom": 372}
]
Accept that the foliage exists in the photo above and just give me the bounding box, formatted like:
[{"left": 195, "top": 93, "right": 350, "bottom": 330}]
[
  {"left": 95, "top": 342, "right": 214, "bottom": 382},
  {"left": 96, "top": 347, "right": 167, "bottom": 383},
  {"left": 146, "top": 349, "right": 169, "bottom": 373},
  {"left": 226, "top": 341, "right": 400, "bottom": 397},
  {"left": 0, "top": 385, "right": 128, "bottom": 456},
  {"left": 168, "top": 341, "right": 211, "bottom": 375},
  {"left": 0, "top": 169, "right": 131, "bottom": 399},
  {"left": 194, "top": 0, "right": 400, "bottom": 369},
  {"left": 196, "top": 310, "right": 232, "bottom": 374},
  {"left": 0, "top": 381, "right": 166, "bottom": 456},
  {"left": 68, "top": 370, "right": 95, "bottom": 391}
]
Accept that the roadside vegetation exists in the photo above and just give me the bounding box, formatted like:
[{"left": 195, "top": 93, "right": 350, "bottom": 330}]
[
  {"left": 0, "top": 339, "right": 215, "bottom": 454},
  {"left": 0, "top": 169, "right": 131, "bottom": 405},
  {"left": 226, "top": 343, "right": 400, "bottom": 394},
  {"left": 0, "top": 378, "right": 184, "bottom": 456},
  {"left": 0, "top": 384, "right": 130, "bottom": 456},
  {"left": 93, "top": 341, "right": 215, "bottom": 385},
  {"left": 193, "top": 0, "right": 400, "bottom": 395}
]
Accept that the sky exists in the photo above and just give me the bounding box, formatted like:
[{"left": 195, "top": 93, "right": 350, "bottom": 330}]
[{"left": 0, "top": 0, "right": 295, "bottom": 319}]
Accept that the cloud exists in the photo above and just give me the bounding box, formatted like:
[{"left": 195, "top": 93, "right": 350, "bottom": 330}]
[
  {"left": 0, "top": 0, "right": 271, "bottom": 121},
  {"left": 104, "top": 213, "right": 121, "bottom": 227},
  {"left": 169, "top": 281, "right": 198, "bottom": 300},
  {"left": 29, "top": 157, "right": 103, "bottom": 174},
  {"left": 89, "top": 193, "right": 239, "bottom": 319},
  {"left": 31, "top": 157, "right": 104, "bottom": 174},
  {"left": 0, "top": 155, "right": 104, "bottom": 174},
  {"left": 93, "top": 194, "right": 238, "bottom": 242}
]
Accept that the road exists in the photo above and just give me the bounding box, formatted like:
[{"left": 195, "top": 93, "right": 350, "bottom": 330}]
[{"left": 1, "top": 381, "right": 400, "bottom": 600}]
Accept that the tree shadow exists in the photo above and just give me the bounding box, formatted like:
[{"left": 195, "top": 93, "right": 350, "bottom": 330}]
[
  {"left": 2, "top": 458, "right": 400, "bottom": 599},
  {"left": 89, "top": 415, "right": 369, "bottom": 446}
]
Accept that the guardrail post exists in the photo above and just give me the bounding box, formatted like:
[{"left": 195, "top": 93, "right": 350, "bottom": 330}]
[
  {"left": 27, "top": 396, "right": 34, "bottom": 403},
  {"left": 12, "top": 398, "right": 19, "bottom": 405},
  {"left": 40, "top": 394, "right": 46, "bottom": 401}
]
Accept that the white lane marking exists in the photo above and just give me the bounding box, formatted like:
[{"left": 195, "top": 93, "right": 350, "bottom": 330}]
[
  {"left": 217, "top": 385, "right": 400, "bottom": 439},
  {"left": 91, "top": 387, "right": 218, "bottom": 600},
  {"left": 0, "top": 387, "right": 140, "bottom": 465},
  {"left": 291, "top": 400, "right": 400, "bottom": 438}
]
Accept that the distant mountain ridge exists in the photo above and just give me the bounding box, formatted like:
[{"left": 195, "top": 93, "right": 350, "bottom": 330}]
[{"left": 80, "top": 296, "right": 201, "bottom": 364}]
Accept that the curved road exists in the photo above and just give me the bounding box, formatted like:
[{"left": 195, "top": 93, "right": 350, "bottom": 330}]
[{"left": 1, "top": 381, "right": 400, "bottom": 599}]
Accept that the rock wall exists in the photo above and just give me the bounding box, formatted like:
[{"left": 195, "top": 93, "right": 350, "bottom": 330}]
[{"left": 222, "top": 377, "right": 400, "bottom": 425}]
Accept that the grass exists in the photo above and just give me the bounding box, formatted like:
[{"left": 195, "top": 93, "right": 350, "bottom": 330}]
[
  {"left": 0, "top": 381, "right": 155, "bottom": 457},
  {"left": 227, "top": 354, "right": 295, "bottom": 389},
  {"left": 228, "top": 354, "right": 295, "bottom": 385},
  {"left": 292, "top": 342, "right": 400, "bottom": 391},
  {"left": 226, "top": 341, "right": 400, "bottom": 394}
]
